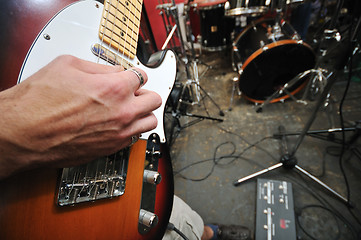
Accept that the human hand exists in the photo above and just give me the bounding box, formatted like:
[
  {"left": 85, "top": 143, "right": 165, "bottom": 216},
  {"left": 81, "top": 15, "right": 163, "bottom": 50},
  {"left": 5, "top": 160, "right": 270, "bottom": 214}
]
[{"left": 0, "top": 55, "right": 162, "bottom": 179}]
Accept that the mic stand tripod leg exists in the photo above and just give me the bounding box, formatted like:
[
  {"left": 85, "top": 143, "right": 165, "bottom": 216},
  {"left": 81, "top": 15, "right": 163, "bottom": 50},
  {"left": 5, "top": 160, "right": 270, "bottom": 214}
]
[
  {"left": 294, "top": 165, "right": 349, "bottom": 205},
  {"left": 184, "top": 112, "right": 223, "bottom": 122},
  {"left": 233, "top": 163, "right": 283, "bottom": 186}
]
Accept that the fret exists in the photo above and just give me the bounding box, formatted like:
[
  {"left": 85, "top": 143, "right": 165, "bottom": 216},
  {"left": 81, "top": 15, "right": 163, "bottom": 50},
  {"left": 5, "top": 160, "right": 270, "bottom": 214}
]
[
  {"left": 100, "top": 12, "right": 138, "bottom": 43},
  {"left": 99, "top": 25, "right": 137, "bottom": 56},
  {"left": 99, "top": 0, "right": 143, "bottom": 59}
]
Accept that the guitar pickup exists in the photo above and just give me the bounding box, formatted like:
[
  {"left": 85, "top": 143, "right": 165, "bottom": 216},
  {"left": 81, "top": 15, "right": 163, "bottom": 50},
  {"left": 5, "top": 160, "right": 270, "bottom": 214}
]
[{"left": 91, "top": 43, "right": 134, "bottom": 69}]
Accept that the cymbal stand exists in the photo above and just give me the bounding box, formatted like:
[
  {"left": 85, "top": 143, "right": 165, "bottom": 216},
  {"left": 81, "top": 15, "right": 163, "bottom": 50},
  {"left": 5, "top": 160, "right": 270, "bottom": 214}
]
[
  {"left": 158, "top": 0, "right": 224, "bottom": 145},
  {"left": 182, "top": 3, "right": 213, "bottom": 72},
  {"left": 157, "top": 0, "right": 181, "bottom": 51},
  {"left": 234, "top": 0, "right": 359, "bottom": 207}
]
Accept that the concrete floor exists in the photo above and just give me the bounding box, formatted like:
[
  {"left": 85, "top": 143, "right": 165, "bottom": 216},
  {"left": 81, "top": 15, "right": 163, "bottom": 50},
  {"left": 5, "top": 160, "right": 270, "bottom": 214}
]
[{"left": 163, "top": 48, "right": 361, "bottom": 239}]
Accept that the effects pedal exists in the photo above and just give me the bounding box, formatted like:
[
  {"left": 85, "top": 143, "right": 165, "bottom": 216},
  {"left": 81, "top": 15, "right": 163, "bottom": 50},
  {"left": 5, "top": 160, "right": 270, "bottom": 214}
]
[{"left": 255, "top": 178, "right": 296, "bottom": 240}]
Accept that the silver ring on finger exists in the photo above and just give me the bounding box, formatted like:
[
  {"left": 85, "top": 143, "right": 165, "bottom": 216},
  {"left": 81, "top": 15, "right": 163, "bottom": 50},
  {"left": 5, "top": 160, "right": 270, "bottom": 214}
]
[{"left": 127, "top": 68, "right": 145, "bottom": 88}]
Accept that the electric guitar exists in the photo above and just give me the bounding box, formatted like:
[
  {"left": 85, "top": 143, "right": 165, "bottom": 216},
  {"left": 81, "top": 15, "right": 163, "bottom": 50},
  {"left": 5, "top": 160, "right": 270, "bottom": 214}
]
[{"left": 0, "top": 0, "right": 176, "bottom": 239}]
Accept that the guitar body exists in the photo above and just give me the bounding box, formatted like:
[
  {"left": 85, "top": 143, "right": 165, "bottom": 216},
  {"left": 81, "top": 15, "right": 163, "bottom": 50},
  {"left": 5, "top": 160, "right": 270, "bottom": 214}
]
[
  {"left": 0, "top": 1, "right": 175, "bottom": 239},
  {"left": 0, "top": 0, "right": 75, "bottom": 91},
  {"left": 0, "top": 141, "right": 174, "bottom": 240}
]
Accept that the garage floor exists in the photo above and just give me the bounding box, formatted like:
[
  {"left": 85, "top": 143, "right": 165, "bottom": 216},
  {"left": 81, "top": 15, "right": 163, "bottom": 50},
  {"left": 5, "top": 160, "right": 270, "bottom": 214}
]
[{"left": 163, "top": 46, "right": 361, "bottom": 239}]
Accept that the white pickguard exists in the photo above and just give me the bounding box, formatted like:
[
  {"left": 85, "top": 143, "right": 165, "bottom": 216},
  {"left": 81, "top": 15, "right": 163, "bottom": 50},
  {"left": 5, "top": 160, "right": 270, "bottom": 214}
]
[{"left": 18, "top": 0, "right": 176, "bottom": 143}]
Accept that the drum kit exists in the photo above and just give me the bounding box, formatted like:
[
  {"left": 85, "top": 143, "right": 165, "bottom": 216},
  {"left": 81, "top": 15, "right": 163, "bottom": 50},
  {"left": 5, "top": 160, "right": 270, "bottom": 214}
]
[
  {"left": 157, "top": 0, "right": 319, "bottom": 114},
  {"left": 159, "top": 0, "right": 361, "bottom": 206}
]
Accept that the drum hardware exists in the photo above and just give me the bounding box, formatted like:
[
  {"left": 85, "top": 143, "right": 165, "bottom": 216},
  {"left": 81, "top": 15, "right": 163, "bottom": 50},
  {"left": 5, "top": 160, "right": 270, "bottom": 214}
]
[
  {"left": 227, "top": 0, "right": 315, "bottom": 108},
  {"left": 228, "top": 76, "right": 242, "bottom": 111},
  {"left": 224, "top": 0, "right": 272, "bottom": 17},
  {"left": 157, "top": 1, "right": 179, "bottom": 51},
  {"left": 234, "top": 0, "right": 360, "bottom": 207},
  {"left": 158, "top": 0, "right": 225, "bottom": 145},
  {"left": 162, "top": 24, "right": 178, "bottom": 50},
  {"left": 229, "top": 17, "right": 316, "bottom": 107},
  {"left": 248, "top": 0, "right": 343, "bottom": 111},
  {"left": 223, "top": 0, "right": 304, "bottom": 17},
  {"left": 255, "top": 27, "right": 344, "bottom": 112},
  {"left": 183, "top": 1, "right": 213, "bottom": 71},
  {"left": 254, "top": 68, "right": 332, "bottom": 113}
]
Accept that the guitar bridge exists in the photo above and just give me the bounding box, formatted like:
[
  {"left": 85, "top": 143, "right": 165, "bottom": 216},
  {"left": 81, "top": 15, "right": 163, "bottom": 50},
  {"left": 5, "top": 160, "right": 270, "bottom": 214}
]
[{"left": 57, "top": 148, "right": 130, "bottom": 206}]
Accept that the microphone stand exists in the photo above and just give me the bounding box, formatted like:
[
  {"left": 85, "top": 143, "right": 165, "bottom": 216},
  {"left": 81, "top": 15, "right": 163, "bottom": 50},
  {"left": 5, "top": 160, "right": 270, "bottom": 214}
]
[{"left": 234, "top": 0, "right": 360, "bottom": 207}]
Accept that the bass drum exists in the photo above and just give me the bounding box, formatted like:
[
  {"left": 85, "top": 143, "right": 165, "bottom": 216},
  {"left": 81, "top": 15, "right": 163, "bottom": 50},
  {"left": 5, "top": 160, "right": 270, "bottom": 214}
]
[{"left": 232, "top": 18, "right": 315, "bottom": 103}]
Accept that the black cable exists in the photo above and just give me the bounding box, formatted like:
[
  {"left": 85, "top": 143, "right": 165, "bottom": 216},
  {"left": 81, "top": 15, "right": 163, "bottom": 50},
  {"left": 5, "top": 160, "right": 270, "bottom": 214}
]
[
  {"left": 285, "top": 173, "right": 359, "bottom": 239},
  {"left": 296, "top": 205, "right": 342, "bottom": 240},
  {"left": 217, "top": 125, "right": 279, "bottom": 162},
  {"left": 337, "top": 18, "right": 352, "bottom": 210},
  {"left": 173, "top": 132, "right": 275, "bottom": 181},
  {"left": 336, "top": 11, "right": 361, "bottom": 228},
  {"left": 175, "top": 141, "right": 239, "bottom": 181},
  {"left": 167, "top": 222, "right": 189, "bottom": 240}
]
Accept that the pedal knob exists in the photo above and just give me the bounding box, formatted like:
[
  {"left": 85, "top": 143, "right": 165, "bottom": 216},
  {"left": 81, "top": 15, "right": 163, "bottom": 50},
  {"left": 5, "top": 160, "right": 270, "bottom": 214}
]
[
  {"left": 139, "top": 209, "right": 159, "bottom": 228},
  {"left": 143, "top": 170, "right": 162, "bottom": 185}
]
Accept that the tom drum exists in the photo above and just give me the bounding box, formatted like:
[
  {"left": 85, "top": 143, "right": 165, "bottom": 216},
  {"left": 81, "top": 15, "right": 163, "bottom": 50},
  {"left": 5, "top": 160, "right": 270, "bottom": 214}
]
[{"left": 192, "top": 0, "right": 235, "bottom": 51}]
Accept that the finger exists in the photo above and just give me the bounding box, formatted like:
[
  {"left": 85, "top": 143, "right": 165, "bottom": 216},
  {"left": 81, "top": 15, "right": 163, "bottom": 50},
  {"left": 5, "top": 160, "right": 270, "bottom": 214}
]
[
  {"left": 123, "top": 68, "right": 148, "bottom": 91},
  {"left": 57, "top": 55, "right": 124, "bottom": 74},
  {"left": 127, "top": 113, "right": 158, "bottom": 137},
  {"left": 132, "top": 89, "right": 162, "bottom": 116}
]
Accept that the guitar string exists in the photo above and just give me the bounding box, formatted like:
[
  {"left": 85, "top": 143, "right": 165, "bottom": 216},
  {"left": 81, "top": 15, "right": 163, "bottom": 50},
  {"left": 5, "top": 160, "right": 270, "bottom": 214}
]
[
  {"left": 113, "top": 0, "right": 130, "bottom": 190},
  {"left": 83, "top": 162, "right": 89, "bottom": 194},
  {"left": 118, "top": 0, "right": 141, "bottom": 69},
  {"left": 109, "top": 0, "right": 122, "bottom": 191},
  {"left": 119, "top": 0, "right": 129, "bottom": 69},
  {"left": 62, "top": 1, "right": 123, "bottom": 201},
  {"left": 104, "top": 0, "right": 115, "bottom": 193},
  {"left": 98, "top": 0, "right": 108, "bottom": 64},
  {"left": 93, "top": 0, "right": 124, "bottom": 198},
  {"left": 105, "top": 0, "right": 127, "bottom": 195},
  {"left": 93, "top": 0, "right": 115, "bottom": 196},
  {"left": 131, "top": 0, "right": 141, "bottom": 61},
  {"left": 111, "top": 153, "right": 117, "bottom": 190},
  {"left": 85, "top": 0, "right": 140, "bottom": 199},
  {"left": 118, "top": 0, "right": 126, "bottom": 68},
  {"left": 106, "top": 0, "right": 115, "bottom": 65}
]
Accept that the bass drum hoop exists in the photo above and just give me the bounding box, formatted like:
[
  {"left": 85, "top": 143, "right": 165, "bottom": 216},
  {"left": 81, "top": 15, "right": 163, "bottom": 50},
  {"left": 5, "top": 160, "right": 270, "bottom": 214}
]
[
  {"left": 240, "top": 39, "right": 314, "bottom": 103},
  {"left": 233, "top": 18, "right": 316, "bottom": 103}
]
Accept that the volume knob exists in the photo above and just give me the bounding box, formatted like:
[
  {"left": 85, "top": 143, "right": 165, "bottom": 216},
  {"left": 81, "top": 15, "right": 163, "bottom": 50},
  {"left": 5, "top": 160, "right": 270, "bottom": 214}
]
[
  {"left": 143, "top": 170, "right": 162, "bottom": 185},
  {"left": 139, "top": 209, "right": 159, "bottom": 228}
]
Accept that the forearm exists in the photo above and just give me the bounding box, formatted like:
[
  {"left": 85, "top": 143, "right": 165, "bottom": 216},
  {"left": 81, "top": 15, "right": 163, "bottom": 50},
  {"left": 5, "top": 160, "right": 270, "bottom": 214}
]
[{"left": 0, "top": 87, "right": 29, "bottom": 179}]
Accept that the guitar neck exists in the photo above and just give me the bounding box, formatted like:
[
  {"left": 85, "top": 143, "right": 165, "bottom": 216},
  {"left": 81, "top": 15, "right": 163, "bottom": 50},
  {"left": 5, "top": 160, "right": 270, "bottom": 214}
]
[{"left": 99, "top": 0, "right": 143, "bottom": 60}]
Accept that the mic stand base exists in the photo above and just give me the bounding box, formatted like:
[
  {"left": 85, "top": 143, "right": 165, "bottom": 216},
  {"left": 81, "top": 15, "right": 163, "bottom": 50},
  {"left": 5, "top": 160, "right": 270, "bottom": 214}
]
[{"left": 233, "top": 125, "right": 351, "bottom": 207}]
